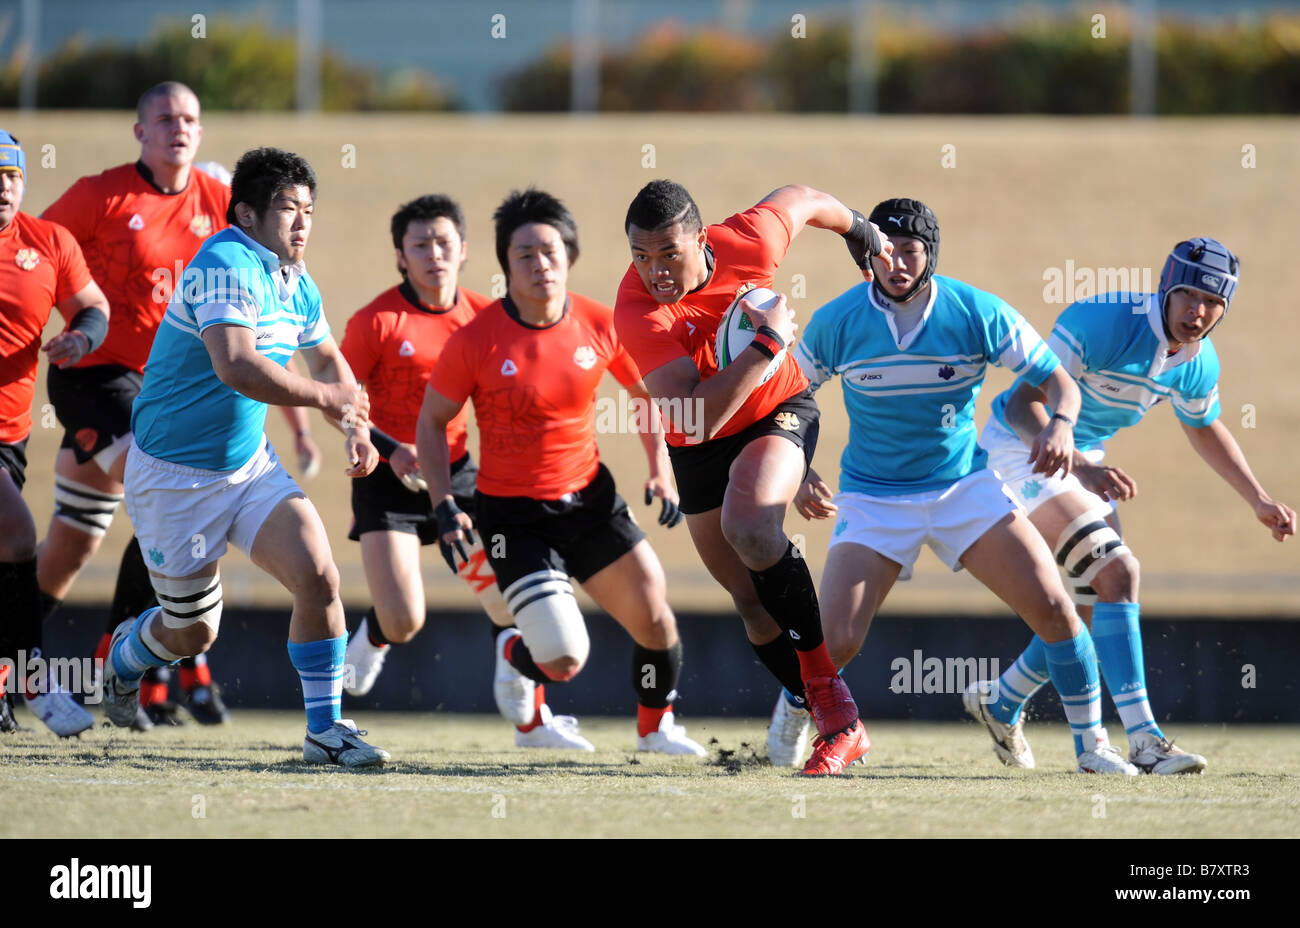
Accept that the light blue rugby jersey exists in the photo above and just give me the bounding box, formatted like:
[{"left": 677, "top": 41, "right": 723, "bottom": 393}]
[
  {"left": 132, "top": 226, "right": 330, "bottom": 470},
  {"left": 795, "top": 275, "right": 1059, "bottom": 496},
  {"left": 989, "top": 292, "right": 1220, "bottom": 451}
]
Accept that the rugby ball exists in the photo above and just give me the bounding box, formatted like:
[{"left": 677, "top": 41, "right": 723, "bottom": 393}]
[{"left": 716, "top": 286, "right": 785, "bottom": 384}]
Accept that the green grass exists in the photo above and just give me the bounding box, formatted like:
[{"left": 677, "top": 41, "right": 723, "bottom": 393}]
[{"left": 2, "top": 711, "right": 1296, "bottom": 838}]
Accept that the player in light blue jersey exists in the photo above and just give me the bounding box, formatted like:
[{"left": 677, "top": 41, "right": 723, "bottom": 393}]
[
  {"left": 103, "top": 148, "right": 391, "bottom": 767},
  {"left": 971, "top": 238, "right": 1295, "bottom": 774},
  {"left": 794, "top": 198, "right": 1139, "bottom": 774}
]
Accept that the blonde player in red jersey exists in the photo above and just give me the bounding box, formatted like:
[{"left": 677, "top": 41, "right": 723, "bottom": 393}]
[
  {"left": 616, "top": 180, "right": 887, "bottom": 775},
  {"left": 35, "top": 83, "right": 317, "bottom": 728},
  {"left": 417, "top": 188, "right": 704, "bottom": 755},
  {"left": 338, "top": 194, "right": 516, "bottom": 707},
  {"left": 0, "top": 131, "right": 110, "bottom": 736}
]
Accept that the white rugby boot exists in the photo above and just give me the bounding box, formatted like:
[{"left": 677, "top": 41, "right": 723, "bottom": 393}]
[
  {"left": 515, "top": 704, "right": 595, "bottom": 751},
  {"left": 344, "top": 616, "right": 389, "bottom": 697},
  {"left": 766, "top": 691, "right": 811, "bottom": 767},
  {"left": 963, "top": 680, "right": 1035, "bottom": 768},
  {"left": 303, "top": 719, "right": 390, "bottom": 767},
  {"left": 101, "top": 619, "right": 143, "bottom": 729},
  {"left": 26, "top": 677, "right": 94, "bottom": 738},
  {"left": 636, "top": 710, "right": 707, "bottom": 756},
  {"left": 1077, "top": 731, "right": 1140, "bottom": 775},
  {"left": 493, "top": 628, "right": 536, "bottom": 726},
  {"left": 1129, "top": 731, "right": 1207, "bottom": 775}
]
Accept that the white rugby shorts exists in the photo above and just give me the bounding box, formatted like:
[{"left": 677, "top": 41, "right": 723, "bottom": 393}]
[
  {"left": 124, "top": 437, "right": 303, "bottom": 577},
  {"left": 979, "top": 415, "right": 1114, "bottom": 514},
  {"left": 827, "top": 468, "right": 1017, "bottom": 581}
]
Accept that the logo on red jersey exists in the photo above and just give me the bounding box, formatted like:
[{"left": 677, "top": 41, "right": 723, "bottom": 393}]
[
  {"left": 74, "top": 428, "right": 99, "bottom": 453},
  {"left": 774, "top": 411, "right": 800, "bottom": 432},
  {"left": 189, "top": 214, "right": 213, "bottom": 237},
  {"left": 128, "top": 214, "right": 145, "bottom": 231},
  {"left": 13, "top": 248, "right": 39, "bottom": 271},
  {"left": 573, "top": 346, "right": 597, "bottom": 370},
  {"left": 398, "top": 340, "right": 416, "bottom": 357},
  {"left": 501, "top": 359, "right": 517, "bottom": 376}
]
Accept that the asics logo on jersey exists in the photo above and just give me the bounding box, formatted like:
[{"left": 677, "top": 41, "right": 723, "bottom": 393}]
[
  {"left": 573, "top": 346, "right": 597, "bottom": 370},
  {"left": 398, "top": 340, "right": 415, "bottom": 357},
  {"left": 501, "top": 360, "right": 517, "bottom": 376},
  {"left": 937, "top": 365, "right": 956, "bottom": 380},
  {"left": 13, "top": 248, "right": 39, "bottom": 270},
  {"left": 128, "top": 214, "right": 145, "bottom": 231}
]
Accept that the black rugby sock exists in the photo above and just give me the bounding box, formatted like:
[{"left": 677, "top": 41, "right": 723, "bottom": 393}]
[
  {"left": 505, "top": 635, "right": 552, "bottom": 685},
  {"left": 632, "top": 641, "right": 681, "bottom": 709},
  {"left": 40, "top": 591, "right": 61, "bottom": 622},
  {"left": 107, "top": 536, "right": 156, "bottom": 633},
  {"left": 364, "top": 607, "right": 391, "bottom": 647},
  {"left": 748, "top": 541, "right": 825, "bottom": 652},
  {"left": 750, "top": 635, "right": 807, "bottom": 705},
  {"left": 0, "top": 558, "right": 43, "bottom": 664}
]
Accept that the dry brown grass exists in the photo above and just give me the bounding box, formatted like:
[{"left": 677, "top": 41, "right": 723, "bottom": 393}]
[{"left": 4, "top": 113, "right": 1296, "bottom": 614}]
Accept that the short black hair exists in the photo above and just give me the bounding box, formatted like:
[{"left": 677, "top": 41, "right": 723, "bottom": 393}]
[
  {"left": 493, "top": 187, "right": 579, "bottom": 277},
  {"left": 227, "top": 147, "right": 317, "bottom": 226},
  {"left": 136, "top": 81, "right": 198, "bottom": 124},
  {"left": 390, "top": 194, "right": 466, "bottom": 251},
  {"left": 624, "top": 179, "right": 702, "bottom": 235}
]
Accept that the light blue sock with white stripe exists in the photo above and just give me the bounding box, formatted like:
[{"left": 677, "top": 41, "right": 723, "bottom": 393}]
[
  {"left": 288, "top": 635, "right": 345, "bottom": 734},
  {"left": 1043, "top": 629, "right": 1105, "bottom": 756},
  {"left": 1092, "top": 601, "right": 1163, "bottom": 740},
  {"left": 110, "top": 607, "right": 179, "bottom": 681},
  {"left": 988, "top": 636, "right": 1050, "bottom": 725}
]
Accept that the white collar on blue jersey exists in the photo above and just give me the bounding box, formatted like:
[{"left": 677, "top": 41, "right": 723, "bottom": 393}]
[
  {"left": 1142, "top": 291, "right": 1202, "bottom": 375},
  {"left": 867, "top": 279, "right": 938, "bottom": 351}
]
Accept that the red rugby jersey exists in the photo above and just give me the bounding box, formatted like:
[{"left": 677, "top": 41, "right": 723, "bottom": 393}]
[
  {"left": 0, "top": 212, "right": 93, "bottom": 443},
  {"left": 41, "top": 162, "right": 229, "bottom": 373},
  {"left": 428, "top": 293, "right": 641, "bottom": 499},
  {"left": 341, "top": 284, "right": 491, "bottom": 457},
  {"left": 614, "top": 202, "right": 808, "bottom": 446}
]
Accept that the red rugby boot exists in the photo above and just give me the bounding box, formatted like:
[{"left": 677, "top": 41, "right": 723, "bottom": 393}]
[{"left": 801, "top": 719, "right": 871, "bottom": 776}]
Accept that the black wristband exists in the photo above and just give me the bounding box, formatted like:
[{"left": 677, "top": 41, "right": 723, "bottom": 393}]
[
  {"left": 68, "top": 306, "right": 109, "bottom": 353},
  {"left": 1051, "top": 413, "right": 1076, "bottom": 428},
  {"left": 755, "top": 325, "right": 786, "bottom": 351},
  {"left": 748, "top": 334, "right": 779, "bottom": 361},
  {"left": 841, "top": 209, "right": 883, "bottom": 269},
  {"left": 369, "top": 426, "right": 399, "bottom": 459}
]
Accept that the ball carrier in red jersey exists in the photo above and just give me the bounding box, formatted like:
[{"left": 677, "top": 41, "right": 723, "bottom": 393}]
[
  {"left": 417, "top": 188, "right": 703, "bottom": 755},
  {"left": 36, "top": 83, "right": 235, "bottom": 728},
  {"left": 338, "top": 194, "right": 516, "bottom": 703},
  {"left": 616, "top": 181, "right": 889, "bottom": 775},
  {"left": 0, "top": 131, "right": 111, "bottom": 736}
]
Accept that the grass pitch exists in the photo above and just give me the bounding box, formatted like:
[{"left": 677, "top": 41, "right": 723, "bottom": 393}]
[{"left": 2, "top": 710, "right": 1296, "bottom": 838}]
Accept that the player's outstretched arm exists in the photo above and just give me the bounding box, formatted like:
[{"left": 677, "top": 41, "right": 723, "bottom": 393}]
[
  {"left": 757, "top": 184, "right": 889, "bottom": 281},
  {"left": 1181, "top": 420, "right": 1297, "bottom": 542},
  {"left": 1027, "top": 366, "right": 1081, "bottom": 477},
  {"left": 43, "top": 280, "right": 110, "bottom": 368}
]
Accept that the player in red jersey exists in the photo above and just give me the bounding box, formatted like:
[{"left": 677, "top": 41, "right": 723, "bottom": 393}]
[
  {"left": 34, "top": 84, "right": 320, "bottom": 727},
  {"left": 338, "top": 194, "right": 516, "bottom": 703},
  {"left": 417, "top": 188, "right": 704, "bottom": 754},
  {"left": 616, "top": 180, "right": 888, "bottom": 775},
  {"left": 0, "top": 131, "right": 110, "bottom": 736}
]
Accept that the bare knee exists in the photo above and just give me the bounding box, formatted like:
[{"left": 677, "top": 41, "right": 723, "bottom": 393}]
[
  {"left": 293, "top": 562, "right": 341, "bottom": 612},
  {"left": 375, "top": 607, "right": 424, "bottom": 644},
  {"left": 539, "top": 655, "right": 583, "bottom": 681},
  {"left": 1091, "top": 554, "right": 1140, "bottom": 602},
  {"left": 1031, "top": 592, "right": 1080, "bottom": 642},
  {"left": 158, "top": 620, "right": 217, "bottom": 657},
  {"left": 720, "top": 510, "right": 786, "bottom": 567}
]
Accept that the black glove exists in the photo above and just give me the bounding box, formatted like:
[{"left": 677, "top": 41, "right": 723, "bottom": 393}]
[
  {"left": 434, "top": 498, "right": 475, "bottom": 572},
  {"left": 842, "top": 209, "right": 883, "bottom": 270},
  {"left": 645, "top": 487, "right": 683, "bottom": 528}
]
